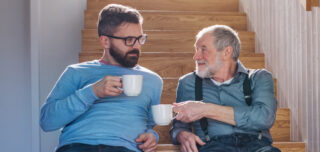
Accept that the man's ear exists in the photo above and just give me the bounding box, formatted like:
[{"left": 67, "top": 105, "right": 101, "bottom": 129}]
[
  {"left": 99, "top": 35, "right": 110, "bottom": 49},
  {"left": 223, "top": 46, "right": 233, "bottom": 59}
]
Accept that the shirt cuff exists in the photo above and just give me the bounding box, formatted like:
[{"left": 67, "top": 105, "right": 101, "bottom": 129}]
[
  {"left": 76, "top": 84, "right": 99, "bottom": 106},
  {"left": 171, "top": 128, "right": 192, "bottom": 145},
  {"left": 146, "top": 129, "right": 159, "bottom": 142},
  {"left": 233, "top": 105, "right": 251, "bottom": 128}
]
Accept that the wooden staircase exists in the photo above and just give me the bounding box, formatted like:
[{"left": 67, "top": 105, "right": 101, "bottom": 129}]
[{"left": 80, "top": 0, "right": 306, "bottom": 151}]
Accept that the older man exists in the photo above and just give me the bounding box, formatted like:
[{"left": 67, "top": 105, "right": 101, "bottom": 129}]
[
  {"left": 170, "top": 25, "right": 280, "bottom": 152},
  {"left": 40, "top": 4, "right": 162, "bottom": 152}
]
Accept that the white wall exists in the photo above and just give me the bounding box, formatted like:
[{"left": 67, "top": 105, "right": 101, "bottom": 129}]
[
  {"left": 0, "top": 0, "right": 31, "bottom": 151},
  {"left": 36, "top": 0, "right": 87, "bottom": 151},
  {"left": 0, "top": 0, "right": 86, "bottom": 151},
  {"left": 239, "top": 0, "right": 320, "bottom": 151}
]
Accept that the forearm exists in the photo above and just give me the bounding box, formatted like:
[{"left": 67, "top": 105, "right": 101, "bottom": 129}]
[
  {"left": 203, "top": 103, "right": 236, "bottom": 126},
  {"left": 40, "top": 85, "right": 98, "bottom": 131}
]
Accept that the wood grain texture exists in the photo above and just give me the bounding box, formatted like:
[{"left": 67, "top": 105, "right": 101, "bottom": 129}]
[
  {"left": 82, "top": 30, "right": 255, "bottom": 53},
  {"left": 312, "top": 0, "right": 319, "bottom": 6},
  {"left": 270, "top": 108, "right": 290, "bottom": 141},
  {"left": 86, "top": 0, "right": 239, "bottom": 12},
  {"left": 157, "top": 142, "right": 305, "bottom": 152},
  {"left": 85, "top": 10, "right": 247, "bottom": 30},
  {"left": 79, "top": 52, "right": 265, "bottom": 77}
]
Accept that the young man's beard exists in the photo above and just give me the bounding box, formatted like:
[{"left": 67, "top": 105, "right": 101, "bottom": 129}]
[{"left": 109, "top": 45, "right": 140, "bottom": 68}]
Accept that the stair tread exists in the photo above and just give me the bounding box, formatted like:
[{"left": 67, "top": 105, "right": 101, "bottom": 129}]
[
  {"left": 82, "top": 30, "right": 255, "bottom": 53},
  {"left": 87, "top": 0, "right": 239, "bottom": 12},
  {"left": 85, "top": 10, "right": 247, "bottom": 30}
]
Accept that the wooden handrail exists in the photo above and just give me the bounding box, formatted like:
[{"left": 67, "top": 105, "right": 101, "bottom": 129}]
[
  {"left": 312, "top": 0, "right": 319, "bottom": 7},
  {"left": 300, "top": 0, "right": 319, "bottom": 11}
]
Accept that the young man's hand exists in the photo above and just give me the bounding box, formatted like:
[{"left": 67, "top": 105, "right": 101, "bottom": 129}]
[
  {"left": 136, "top": 133, "right": 157, "bottom": 152},
  {"left": 92, "top": 76, "right": 123, "bottom": 98}
]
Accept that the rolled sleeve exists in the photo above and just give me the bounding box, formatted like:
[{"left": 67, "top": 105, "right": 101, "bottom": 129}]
[
  {"left": 170, "top": 120, "right": 192, "bottom": 144},
  {"left": 234, "top": 70, "right": 277, "bottom": 131}
]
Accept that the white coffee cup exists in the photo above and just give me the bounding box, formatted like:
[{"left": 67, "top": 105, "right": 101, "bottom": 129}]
[
  {"left": 122, "top": 75, "right": 143, "bottom": 96},
  {"left": 152, "top": 104, "right": 173, "bottom": 126}
]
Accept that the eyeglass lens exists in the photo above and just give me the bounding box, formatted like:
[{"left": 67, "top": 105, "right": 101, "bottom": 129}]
[{"left": 126, "top": 35, "right": 147, "bottom": 46}]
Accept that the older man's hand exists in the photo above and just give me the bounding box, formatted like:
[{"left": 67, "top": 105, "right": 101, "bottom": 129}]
[
  {"left": 177, "top": 131, "right": 205, "bottom": 152},
  {"left": 173, "top": 101, "right": 207, "bottom": 123},
  {"left": 136, "top": 132, "right": 157, "bottom": 152}
]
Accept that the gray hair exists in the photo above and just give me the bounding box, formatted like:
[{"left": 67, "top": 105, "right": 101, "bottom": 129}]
[
  {"left": 97, "top": 4, "right": 143, "bottom": 36},
  {"left": 196, "top": 25, "right": 241, "bottom": 61}
]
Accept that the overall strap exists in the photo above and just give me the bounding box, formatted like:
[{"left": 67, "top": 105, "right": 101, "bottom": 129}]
[
  {"left": 194, "top": 72, "right": 210, "bottom": 141},
  {"left": 193, "top": 70, "right": 254, "bottom": 142},
  {"left": 243, "top": 69, "right": 253, "bottom": 106}
]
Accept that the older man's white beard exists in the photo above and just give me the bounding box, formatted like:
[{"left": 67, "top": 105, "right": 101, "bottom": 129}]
[
  {"left": 195, "top": 60, "right": 212, "bottom": 78},
  {"left": 195, "top": 59, "right": 223, "bottom": 78}
]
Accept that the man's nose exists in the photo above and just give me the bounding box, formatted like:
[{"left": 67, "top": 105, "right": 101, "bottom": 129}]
[{"left": 193, "top": 51, "right": 202, "bottom": 60}]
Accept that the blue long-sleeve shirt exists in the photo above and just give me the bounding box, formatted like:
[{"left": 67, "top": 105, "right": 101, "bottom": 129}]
[
  {"left": 170, "top": 61, "right": 277, "bottom": 144},
  {"left": 40, "top": 60, "right": 163, "bottom": 152}
]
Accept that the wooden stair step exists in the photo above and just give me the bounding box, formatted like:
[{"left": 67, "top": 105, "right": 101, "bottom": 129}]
[
  {"left": 157, "top": 142, "right": 305, "bottom": 152},
  {"left": 87, "top": 0, "right": 239, "bottom": 12},
  {"left": 85, "top": 10, "right": 247, "bottom": 30},
  {"left": 79, "top": 52, "right": 265, "bottom": 77},
  {"left": 82, "top": 30, "right": 255, "bottom": 53}
]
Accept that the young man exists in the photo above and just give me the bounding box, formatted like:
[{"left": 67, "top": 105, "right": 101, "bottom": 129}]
[
  {"left": 170, "top": 25, "right": 280, "bottom": 152},
  {"left": 40, "top": 4, "right": 162, "bottom": 152}
]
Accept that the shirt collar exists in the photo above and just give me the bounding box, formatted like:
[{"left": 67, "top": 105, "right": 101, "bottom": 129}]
[
  {"left": 235, "top": 60, "right": 249, "bottom": 75},
  {"left": 211, "top": 77, "right": 234, "bottom": 86}
]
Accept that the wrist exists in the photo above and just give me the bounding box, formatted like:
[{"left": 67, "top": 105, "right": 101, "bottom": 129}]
[
  {"left": 177, "top": 131, "right": 185, "bottom": 142},
  {"left": 202, "top": 103, "right": 214, "bottom": 118},
  {"left": 91, "top": 84, "right": 101, "bottom": 98}
]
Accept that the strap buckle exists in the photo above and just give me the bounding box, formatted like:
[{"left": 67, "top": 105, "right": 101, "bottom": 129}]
[
  {"left": 205, "top": 135, "right": 210, "bottom": 141},
  {"left": 258, "top": 133, "right": 262, "bottom": 140}
]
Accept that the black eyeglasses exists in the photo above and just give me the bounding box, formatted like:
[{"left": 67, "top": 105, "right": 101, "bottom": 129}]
[{"left": 103, "top": 34, "right": 147, "bottom": 46}]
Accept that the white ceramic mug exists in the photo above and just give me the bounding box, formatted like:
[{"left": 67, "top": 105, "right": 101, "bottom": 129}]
[
  {"left": 152, "top": 104, "right": 173, "bottom": 126},
  {"left": 122, "top": 75, "right": 143, "bottom": 96}
]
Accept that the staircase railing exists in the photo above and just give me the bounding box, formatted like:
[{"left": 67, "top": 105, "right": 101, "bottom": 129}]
[{"left": 300, "top": 0, "right": 319, "bottom": 11}]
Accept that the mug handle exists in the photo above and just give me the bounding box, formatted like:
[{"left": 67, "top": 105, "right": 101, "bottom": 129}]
[{"left": 117, "top": 76, "right": 123, "bottom": 91}]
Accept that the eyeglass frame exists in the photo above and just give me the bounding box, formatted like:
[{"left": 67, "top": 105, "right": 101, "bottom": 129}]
[{"left": 102, "top": 34, "right": 148, "bottom": 46}]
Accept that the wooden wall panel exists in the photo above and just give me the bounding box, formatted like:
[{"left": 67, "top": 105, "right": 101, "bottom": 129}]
[
  {"left": 86, "top": 0, "right": 239, "bottom": 12},
  {"left": 85, "top": 10, "right": 247, "bottom": 31},
  {"left": 239, "top": 0, "right": 320, "bottom": 151},
  {"left": 82, "top": 30, "right": 255, "bottom": 53}
]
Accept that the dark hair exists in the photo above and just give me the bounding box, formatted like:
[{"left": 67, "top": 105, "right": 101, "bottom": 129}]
[{"left": 97, "top": 4, "right": 143, "bottom": 36}]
